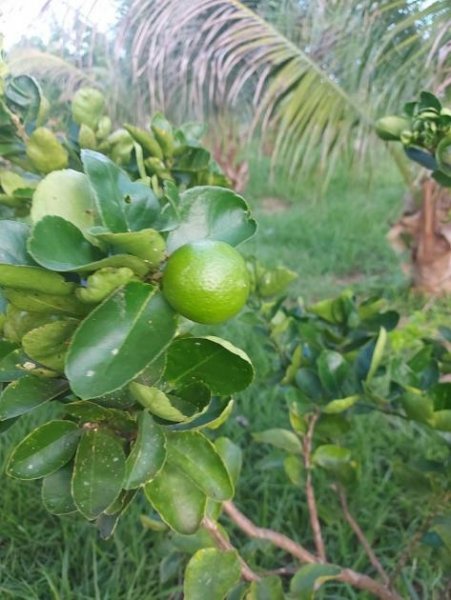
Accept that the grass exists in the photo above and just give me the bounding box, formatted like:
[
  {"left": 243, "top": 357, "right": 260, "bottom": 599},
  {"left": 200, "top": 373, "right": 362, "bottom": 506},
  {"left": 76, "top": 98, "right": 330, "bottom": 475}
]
[{"left": 1, "top": 154, "right": 450, "bottom": 598}]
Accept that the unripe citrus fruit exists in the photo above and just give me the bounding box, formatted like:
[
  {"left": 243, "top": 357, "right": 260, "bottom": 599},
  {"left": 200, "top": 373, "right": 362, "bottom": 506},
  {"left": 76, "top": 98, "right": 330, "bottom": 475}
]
[{"left": 162, "top": 240, "right": 249, "bottom": 324}]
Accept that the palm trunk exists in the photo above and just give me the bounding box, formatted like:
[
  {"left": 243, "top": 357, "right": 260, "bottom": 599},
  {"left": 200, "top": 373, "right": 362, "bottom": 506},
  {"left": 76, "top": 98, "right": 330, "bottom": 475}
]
[{"left": 388, "top": 179, "right": 451, "bottom": 295}]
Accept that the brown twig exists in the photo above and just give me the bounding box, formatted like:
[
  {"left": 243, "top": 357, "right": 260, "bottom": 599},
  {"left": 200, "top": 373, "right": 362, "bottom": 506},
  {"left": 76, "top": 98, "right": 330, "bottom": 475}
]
[
  {"left": 333, "top": 483, "right": 390, "bottom": 586},
  {"left": 223, "top": 501, "right": 403, "bottom": 600},
  {"left": 303, "top": 413, "right": 327, "bottom": 562},
  {"left": 202, "top": 516, "right": 260, "bottom": 582},
  {"left": 223, "top": 500, "right": 317, "bottom": 564}
]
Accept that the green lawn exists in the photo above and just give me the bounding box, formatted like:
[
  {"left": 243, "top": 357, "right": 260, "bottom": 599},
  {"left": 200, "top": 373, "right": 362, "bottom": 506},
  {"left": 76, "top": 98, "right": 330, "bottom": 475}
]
[{"left": 1, "top": 156, "right": 449, "bottom": 598}]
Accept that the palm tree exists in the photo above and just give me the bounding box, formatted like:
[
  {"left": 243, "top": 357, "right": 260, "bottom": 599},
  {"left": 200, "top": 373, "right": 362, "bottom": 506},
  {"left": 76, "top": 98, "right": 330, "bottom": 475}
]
[{"left": 5, "top": 0, "right": 451, "bottom": 291}]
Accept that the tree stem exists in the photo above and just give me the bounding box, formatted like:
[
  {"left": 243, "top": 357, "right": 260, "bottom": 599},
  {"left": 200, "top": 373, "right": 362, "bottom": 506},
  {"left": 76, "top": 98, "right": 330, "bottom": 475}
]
[
  {"left": 223, "top": 501, "right": 403, "bottom": 600},
  {"left": 333, "top": 483, "right": 391, "bottom": 586},
  {"left": 303, "top": 413, "right": 327, "bottom": 562}
]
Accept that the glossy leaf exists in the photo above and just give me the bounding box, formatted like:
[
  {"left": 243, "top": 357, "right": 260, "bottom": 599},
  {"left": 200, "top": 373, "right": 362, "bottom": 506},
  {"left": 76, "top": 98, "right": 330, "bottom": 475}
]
[
  {"left": 317, "top": 351, "right": 349, "bottom": 396},
  {"left": 22, "top": 319, "right": 79, "bottom": 371},
  {"left": 145, "top": 460, "right": 206, "bottom": 534},
  {"left": 0, "top": 376, "right": 68, "bottom": 420},
  {"left": 166, "top": 431, "right": 233, "bottom": 501},
  {"left": 72, "top": 429, "right": 125, "bottom": 520},
  {"left": 41, "top": 463, "right": 76, "bottom": 515},
  {"left": 28, "top": 216, "right": 149, "bottom": 276},
  {"left": 184, "top": 548, "right": 241, "bottom": 600},
  {"left": 66, "top": 282, "right": 177, "bottom": 399},
  {"left": 166, "top": 186, "right": 256, "bottom": 252},
  {"left": 252, "top": 428, "right": 302, "bottom": 454},
  {"left": 169, "top": 397, "right": 234, "bottom": 431},
  {"left": 81, "top": 150, "right": 128, "bottom": 232},
  {"left": 124, "top": 411, "right": 167, "bottom": 489},
  {"left": 6, "top": 420, "right": 79, "bottom": 480},
  {"left": 31, "top": 169, "right": 97, "bottom": 231},
  {"left": 164, "top": 336, "right": 253, "bottom": 396},
  {"left": 289, "top": 564, "right": 341, "bottom": 599},
  {"left": 0, "top": 220, "right": 33, "bottom": 265}
]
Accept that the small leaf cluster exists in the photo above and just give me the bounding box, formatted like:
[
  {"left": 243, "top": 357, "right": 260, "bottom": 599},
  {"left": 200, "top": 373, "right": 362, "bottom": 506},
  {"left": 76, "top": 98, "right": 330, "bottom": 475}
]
[
  {"left": 0, "top": 134, "right": 256, "bottom": 538},
  {"left": 250, "top": 289, "right": 451, "bottom": 558},
  {"left": 375, "top": 91, "right": 451, "bottom": 186}
]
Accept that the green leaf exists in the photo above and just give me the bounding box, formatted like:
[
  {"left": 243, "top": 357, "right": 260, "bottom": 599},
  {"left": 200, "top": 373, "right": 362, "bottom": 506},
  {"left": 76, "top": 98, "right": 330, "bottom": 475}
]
[
  {"left": 124, "top": 411, "right": 167, "bottom": 489},
  {"left": 258, "top": 266, "right": 297, "bottom": 298},
  {"left": 432, "top": 410, "right": 451, "bottom": 432},
  {"left": 5, "top": 75, "right": 41, "bottom": 122},
  {"left": 6, "top": 420, "right": 80, "bottom": 480},
  {"left": 289, "top": 564, "right": 341, "bottom": 599},
  {"left": 22, "top": 319, "right": 79, "bottom": 371},
  {"left": 247, "top": 576, "right": 285, "bottom": 600},
  {"left": 31, "top": 169, "right": 97, "bottom": 231},
  {"left": 28, "top": 216, "right": 149, "bottom": 276},
  {"left": 366, "top": 327, "right": 387, "bottom": 382},
  {"left": 317, "top": 351, "right": 349, "bottom": 396},
  {"left": 0, "top": 376, "right": 68, "bottom": 420},
  {"left": 284, "top": 454, "right": 303, "bottom": 487},
  {"left": 41, "top": 463, "right": 77, "bottom": 515},
  {"left": 313, "top": 444, "right": 352, "bottom": 469},
  {"left": 295, "top": 368, "right": 323, "bottom": 401},
  {"left": 169, "top": 397, "right": 234, "bottom": 431},
  {"left": 214, "top": 437, "right": 242, "bottom": 486},
  {"left": 0, "top": 265, "right": 75, "bottom": 295},
  {"left": 145, "top": 460, "right": 206, "bottom": 534},
  {"left": 66, "top": 282, "right": 177, "bottom": 399},
  {"left": 164, "top": 336, "right": 253, "bottom": 395},
  {"left": 129, "top": 382, "right": 208, "bottom": 422},
  {"left": 167, "top": 431, "right": 233, "bottom": 501},
  {"left": 184, "top": 548, "right": 241, "bottom": 600},
  {"left": 72, "top": 429, "right": 125, "bottom": 520},
  {"left": 81, "top": 150, "right": 128, "bottom": 232},
  {"left": 166, "top": 186, "right": 256, "bottom": 252},
  {"left": 26, "top": 127, "right": 68, "bottom": 173},
  {"left": 401, "top": 389, "right": 434, "bottom": 424},
  {"left": 0, "top": 347, "right": 28, "bottom": 381},
  {"left": 252, "top": 428, "right": 302, "bottom": 454},
  {"left": 3, "top": 306, "right": 60, "bottom": 343},
  {"left": 94, "top": 229, "right": 166, "bottom": 266},
  {"left": 0, "top": 220, "right": 33, "bottom": 265},
  {"left": 323, "top": 395, "right": 359, "bottom": 414},
  {"left": 3, "top": 288, "right": 87, "bottom": 316}
]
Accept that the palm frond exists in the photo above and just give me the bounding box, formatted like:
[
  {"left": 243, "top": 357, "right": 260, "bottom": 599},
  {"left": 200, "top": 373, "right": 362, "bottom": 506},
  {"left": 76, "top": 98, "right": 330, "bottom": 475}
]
[
  {"left": 119, "top": 0, "right": 450, "bottom": 181},
  {"left": 8, "top": 49, "right": 97, "bottom": 98}
]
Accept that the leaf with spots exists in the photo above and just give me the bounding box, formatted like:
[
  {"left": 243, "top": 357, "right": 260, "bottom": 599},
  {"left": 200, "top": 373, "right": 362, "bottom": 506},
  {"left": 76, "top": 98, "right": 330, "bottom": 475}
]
[
  {"left": 72, "top": 428, "right": 126, "bottom": 520},
  {"left": 65, "top": 282, "right": 178, "bottom": 399},
  {"left": 184, "top": 548, "right": 241, "bottom": 600},
  {"left": 145, "top": 460, "right": 206, "bottom": 534},
  {"left": 0, "top": 376, "right": 68, "bottom": 420},
  {"left": 6, "top": 420, "right": 80, "bottom": 480}
]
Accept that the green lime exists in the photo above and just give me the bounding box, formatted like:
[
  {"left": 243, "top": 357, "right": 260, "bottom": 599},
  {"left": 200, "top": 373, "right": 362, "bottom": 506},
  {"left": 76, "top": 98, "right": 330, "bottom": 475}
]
[{"left": 162, "top": 240, "right": 249, "bottom": 324}]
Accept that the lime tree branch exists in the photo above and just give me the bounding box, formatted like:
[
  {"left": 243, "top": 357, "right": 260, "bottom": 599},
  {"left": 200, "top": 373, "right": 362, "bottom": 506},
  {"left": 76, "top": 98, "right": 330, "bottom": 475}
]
[
  {"left": 303, "top": 413, "right": 327, "bottom": 562},
  {"left": 332, "top": 483, "right": 391, "bottom": 586},
  {"left": 222, "top": 500, "right": 403, "bottom": 600}
]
